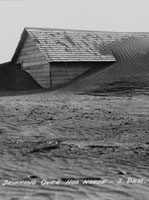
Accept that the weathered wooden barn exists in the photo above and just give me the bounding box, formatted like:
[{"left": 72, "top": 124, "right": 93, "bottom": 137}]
[
  {"left": 11, "top": 27, "right": 117, "bottom": 88},
  {"left": 11, "top": 27, "right": 149, "bottom": 89}
]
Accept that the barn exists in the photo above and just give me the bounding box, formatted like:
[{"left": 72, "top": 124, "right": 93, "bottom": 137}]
[
  {"left": 11, "top": 27, "right": 117, "bottom": 88},
  {"left": 11, "top": 27, "right": 149, "bottom": 89}
]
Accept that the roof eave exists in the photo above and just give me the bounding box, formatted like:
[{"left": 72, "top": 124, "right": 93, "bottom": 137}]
[{"left": 48, "top": 59, "right": 116, "bottom": 62}]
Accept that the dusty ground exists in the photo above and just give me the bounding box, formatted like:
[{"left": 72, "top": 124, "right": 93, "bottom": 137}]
[{"left": 0, "top": 91, "right": 149, "bottom": 200}]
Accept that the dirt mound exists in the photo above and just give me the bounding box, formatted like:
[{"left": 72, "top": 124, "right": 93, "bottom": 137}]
[
  {"left": 0, "top": 63, "right": 42, "bottom": 91},
  {"left": 62, "top": 36, "right": 149, "bottom": 93}
]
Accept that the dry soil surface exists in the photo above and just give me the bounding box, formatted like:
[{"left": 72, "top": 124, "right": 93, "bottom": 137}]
[{"left": 0, "top": 91, "right": 149, "bottom": 200}]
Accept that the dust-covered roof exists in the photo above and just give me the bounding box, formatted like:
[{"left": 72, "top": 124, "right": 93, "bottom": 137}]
[{"left": 12, "top": 27, "right": 149, "bottom": 63}]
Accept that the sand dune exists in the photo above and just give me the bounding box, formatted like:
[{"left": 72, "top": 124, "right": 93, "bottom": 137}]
[
  {"left": 0, "top": 63, "right": 41, "bottom": 91},
  {"left": 0, "top": 93, "right": 149, "bottom": 200},
  {"left": 0, "top": 37, "right": 149, "bottom": 200},
  {"left": 63, "top": 37, "right": 149, "bottom": 93}
]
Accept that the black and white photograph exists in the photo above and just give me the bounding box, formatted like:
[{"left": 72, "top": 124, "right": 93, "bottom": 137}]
[{"left": 0, "top": 0, "right": 149, "bottom": 199}]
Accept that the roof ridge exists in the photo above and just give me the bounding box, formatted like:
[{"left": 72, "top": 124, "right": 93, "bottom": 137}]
[{"left": 24, "top": 27, "right": 149, "bottom": 34}]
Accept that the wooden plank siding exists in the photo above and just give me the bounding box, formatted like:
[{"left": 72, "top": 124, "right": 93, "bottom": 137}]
[
  {"left": 16, "top": 35, "right": 50, "bottom": 88},
  {"left": 50, "top": 62, "right": 93, "bottom": 87},
  {"left": 50, "top": 62, "right": 114, "bottom": 87}
]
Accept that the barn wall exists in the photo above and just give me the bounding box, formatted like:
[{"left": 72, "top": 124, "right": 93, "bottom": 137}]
[
  {"left": 16, "top": 35, "right": 50, "bottom": 88},
  {"left": 50, "top": 62, "right": 112, "bottom": 87}
]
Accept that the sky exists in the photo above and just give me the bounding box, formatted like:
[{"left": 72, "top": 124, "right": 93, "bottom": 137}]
[{"left": 0, "top": 0, "right": 149, "bottom": 63}]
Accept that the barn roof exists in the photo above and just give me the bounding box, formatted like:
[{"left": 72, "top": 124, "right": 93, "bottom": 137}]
[{"left": 12, "top": 27, "right": 149, "bottom": 63}]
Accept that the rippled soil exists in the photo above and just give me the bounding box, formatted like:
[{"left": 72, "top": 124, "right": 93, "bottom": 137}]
[{"left": 0, "top": 92, "right": 149, "bottom": 200}]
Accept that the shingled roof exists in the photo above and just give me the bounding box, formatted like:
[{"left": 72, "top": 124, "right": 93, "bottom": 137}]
[{"left": 12, "top": 27, "right": 149, "bottom": 63}]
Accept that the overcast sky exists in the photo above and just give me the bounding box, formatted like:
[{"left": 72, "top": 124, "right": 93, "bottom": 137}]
[{"left": 0, "top": 0, "right": 149, "bottom": 63}]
